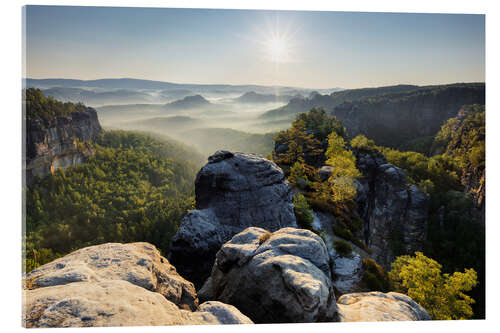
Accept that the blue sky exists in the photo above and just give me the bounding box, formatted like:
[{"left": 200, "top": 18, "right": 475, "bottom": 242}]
[{"left": 24, "top": 6, "right": 485, "bottom": 89}]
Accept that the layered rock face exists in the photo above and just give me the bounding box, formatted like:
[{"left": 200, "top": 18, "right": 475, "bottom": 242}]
[
  {"left": 25, "top": 107, "right": 102, "bottom": 185},
  {"left": 23, "top": 242, "right": 253, "bottom": 328},
  {"left": 169, "top": 151, "right": 297, "bottom": 287},
  {"left": 354, "top": 149, "right": 429, "bottom": 268},
  {"left": 208, "top": 227, "right": 338, "bottom": 323},
  {"left": 337, "top": 292, "right": 431, "bottom": 321}
]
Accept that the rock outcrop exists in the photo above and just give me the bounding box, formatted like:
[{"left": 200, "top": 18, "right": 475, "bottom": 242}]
[
  {"left": 198, "top": 301, "right": 253, "bottom": 324},
  {"left": 24, "top": 280, "right": 253, "bottom": 328},
  {"left": 331, "top": 251, "right": 364, "bottom": 295},
  {"left": 23, "top": 242, "right": 253, "bottom": 328},
  {"left": 208, "top": 227, "right": 338, "bottom": 323},
  {"left": 337, "top": 292, "right": 431, "bottom": 321},
  {"left": 169, "top": 151, "right": 297, "bottom": 287},
  {"left": 25, "top": 242, "right": 198, "bottom": 311},
  {"left": 25, "top": 107, "right": 102, "bottom": 185},
  {"left": 354, "top": 149, "right": 429, "bottom": 268}
]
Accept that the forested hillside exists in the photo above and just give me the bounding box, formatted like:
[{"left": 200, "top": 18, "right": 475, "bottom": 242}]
[{"left": 24, "top": 130, "right": 204, "bottom": 272}]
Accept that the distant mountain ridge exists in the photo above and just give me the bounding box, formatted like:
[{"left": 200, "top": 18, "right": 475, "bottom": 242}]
[
  {"left": 25, "top": 77, "right": 340, "bottom": 95},
  {"left": 164, "top": 95, "right": 211, "bottom": 111},
  {"left": 234, "top": 91, "right": 300, "bottom": 104}
]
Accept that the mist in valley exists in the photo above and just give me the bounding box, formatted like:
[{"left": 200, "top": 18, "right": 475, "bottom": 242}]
[{"left": 26, "top": 78, "right": 333, "bottom": 158}]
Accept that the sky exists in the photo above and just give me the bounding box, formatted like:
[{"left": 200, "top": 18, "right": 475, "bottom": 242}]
[{"left": 24, "top": 6, "right": 485, "bottom": 89}]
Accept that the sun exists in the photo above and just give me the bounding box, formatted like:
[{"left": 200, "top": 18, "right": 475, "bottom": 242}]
[
  {"left": 262, "top": 30, "right": 294, "bottom": 64},
  {"left": 265, "top": 35, "right": 289, "bottom": 63}
]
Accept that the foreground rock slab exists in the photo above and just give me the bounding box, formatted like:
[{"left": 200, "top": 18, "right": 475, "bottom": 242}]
[
  {"left": 209, "top": 227, "right": 337, "bottom": 323},
  {"left": 23, "top": 280, "right": 252, "bottom": 328},
  {"left": 25, "top": 242, "right": 198, "bottom": 310},
  {"left": 170, "top": 151, "right": 297, "bottom": 287},
  {"left": 337, "top": 292, "right": 431, "bottom": 322}
]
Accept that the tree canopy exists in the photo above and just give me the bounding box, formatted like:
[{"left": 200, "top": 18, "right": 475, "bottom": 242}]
[{"left": 389, "top": 252, "right": 477, "bottom": 320}]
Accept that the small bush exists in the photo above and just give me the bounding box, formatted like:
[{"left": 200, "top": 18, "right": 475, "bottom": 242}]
[
  {"left": 333, "top": 240, "right": 353, "bottom": 257},
  {"left": 362, "top": 258, "right": 391, "bottom": 292},
  {"left": 293, "top": 193, "right": 314, "bottom": 230}
]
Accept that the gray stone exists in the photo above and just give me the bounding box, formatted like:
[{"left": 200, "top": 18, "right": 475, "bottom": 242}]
[
  {"left": 353, "top": 149, "right": 429, "bottom": 268},
  {"left": 210, "top": 227, "right": 337, "bottom": 323},
  {"left": 199, "top": 301, "right": 253, "bottom": 324},
  {"left": 337, "top": 291, "right": 430, "bottom": 322},
  {"left": 26, "top": 242, "right": 198, "bottom": 311},
  {"left": 331, "top": 250, "right": 364, "bottom": 295},
  {"left": 170, "top": 151, "right": 297, "bottom": 287}
]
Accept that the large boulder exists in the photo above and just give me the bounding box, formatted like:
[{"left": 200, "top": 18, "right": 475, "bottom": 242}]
[
  {"left": 169, "top": 151, "right": 297, "bottom": 287},
  {"left": 354, "top": 149, "right": 429, "bottom": 268},
  {"left": 337, "top": 292, "right": 431, "bottom": 321},
  {"left": 25, "top": 242, "right": 198, "bottom": 311},
  {"left": 209, "top": 227, "right": 338, "bottom": 323},
  {"left": 23, "top": 280, "right": 253, "bottom": 328}
]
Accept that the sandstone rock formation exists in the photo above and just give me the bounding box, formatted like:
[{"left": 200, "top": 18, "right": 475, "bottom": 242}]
[
  {"left": 25, "top": 107, "right": 102, "bottom": 185},
  {"left": 337, "top": 292, "right": 430, "bottom": 321},
  {"left": 199, "top": 301, "right": 253, "bottom": 324},
  {"left": 24, "top": 280, "right": 215, "bottom": 328},
  {"left": 23, "top": 280, "right": 253, "bottom": 328},
  {"left": 169, "top": 151, "right": 297, "bottom": 287},
  {"left": 354, "top": 148, "right": 429, "bottom": 268},
  {"left": 23, "top": 242, "right": 254, "bottom": 328},
  {"left": 209, "top": 227, "right": 338, "bottom": 323},
  {"left": 25, "top": 242, "right": 198, "bottom": 311}
]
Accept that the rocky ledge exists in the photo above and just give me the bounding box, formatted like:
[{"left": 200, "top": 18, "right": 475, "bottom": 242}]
[
  {"left": 23, "top": 242, "right": 253, "bottom": 328},
  {"left": 337, "top": 292, "right": 431, "bottom": 321},
  {"left": 169, "top": 150, "right": 297, "bottom": 287}
]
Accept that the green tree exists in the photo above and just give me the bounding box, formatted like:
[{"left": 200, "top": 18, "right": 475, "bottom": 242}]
[
  {"left": 389, "top": 252, "right": 478, "bottom": 320},
  {"left": 323, "top": 131, "right": 361, "bottom": 202}
]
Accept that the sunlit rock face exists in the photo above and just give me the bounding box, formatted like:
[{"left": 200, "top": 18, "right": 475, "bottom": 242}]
[
  {"left": 25, "top": 242, "right": 199, "bottom": 311},
  {"left": 169, "top": 151, "right": 297, "bottom": 288},
  {"left": 25, "top": 107, "right": 102, "bottom": 185},
  {"left": 337, "top": 292, "right": 431, "bottom": 322},
  {"left": 208, "top": 227, "right": 338, "bottom": 324},
  {"left": 23, "top": 242, "right": 254, "bottom": 328}
]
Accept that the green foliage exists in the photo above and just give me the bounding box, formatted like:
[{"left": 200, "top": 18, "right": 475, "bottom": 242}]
[
  {"left": 322, "top": 132, "right": 361, "bottom": 203},
  {"left": 24, "top": 88, "right": 88, "bottom": 123},
  {"left": 381, "top": 148, "right": 461, "bottom": 194},
  {"left": 434, "top": 104, "right": 485, "bottom": 171},
  {"left": 273, "top": 108, "right": 345, "bottom": 168},
  {"left": 333, "top": 240, "right": 353, "bottom": 257},
  {"left": 389, "top": 252, "right": 478, "bottom": 320},
  {"left": 293, "top": 193, "right": 314, "bottom": 230},
  {"left": 294, "top": 107, "right": 347, "bottom": 142},
  {"left": 25, "top": 131, "right": 199, "bottom": 272},
  {"left": 289, "top": 159, "right": 309, "bottom": 189},
  {"left": 362, "top": 258, "right": 391, "bottom": 292},
  {"left": 350, "top": 135, "right": 376, "bottom": 151}
]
